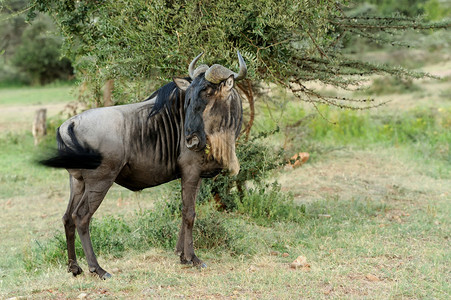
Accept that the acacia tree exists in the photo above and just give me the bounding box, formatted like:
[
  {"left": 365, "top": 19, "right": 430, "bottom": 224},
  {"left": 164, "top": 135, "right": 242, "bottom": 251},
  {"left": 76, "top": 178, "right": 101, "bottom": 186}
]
[{"left": 30, "top": 0, "right": 450, "bottom": 119}]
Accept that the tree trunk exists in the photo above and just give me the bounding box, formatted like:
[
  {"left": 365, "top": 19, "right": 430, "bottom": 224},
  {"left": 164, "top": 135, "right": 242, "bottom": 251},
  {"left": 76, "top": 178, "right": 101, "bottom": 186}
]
[
  {"left": 32, "top": 108, "right": 47, "bottom": 146},
  {"left": 237, "top": 79, "right": 255, "bottom": 141},
  {"left": 103, "top": 79, "right": 114, "bottom": 107}
]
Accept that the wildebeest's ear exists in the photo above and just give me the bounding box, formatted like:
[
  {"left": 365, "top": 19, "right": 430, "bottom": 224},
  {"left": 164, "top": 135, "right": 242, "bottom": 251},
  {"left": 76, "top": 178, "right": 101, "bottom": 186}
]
[
  {"left": 224, "top": 75, "right": 234, "bottom": 91},
  {"left": 173, "top": 77, "right": 190, "bottom": 91}
]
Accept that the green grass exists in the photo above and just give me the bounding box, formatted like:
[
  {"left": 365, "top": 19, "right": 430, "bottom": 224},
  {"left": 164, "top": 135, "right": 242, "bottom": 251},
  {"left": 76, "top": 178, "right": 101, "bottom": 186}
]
[
  {"left": 0, "top": 83, "right": 76, "bottom": 106},
  {"left": 255, "top": 100, "right": 451, "bottom": 178},
  {"left": 0, "top": 133, "right": 60, "bottom": 197}
]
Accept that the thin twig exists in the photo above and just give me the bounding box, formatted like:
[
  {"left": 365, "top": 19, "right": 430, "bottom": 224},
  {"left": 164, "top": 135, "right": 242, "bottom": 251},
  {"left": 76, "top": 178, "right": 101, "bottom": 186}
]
[
  {"left": 330, "top": 20, "right": 451, "bottom": 30},
  {"left": 0, "top": 4, "right": 34, "bottom": 23},
  {"left": 306, "top": 31, "right": 329, "bottom": 59}
]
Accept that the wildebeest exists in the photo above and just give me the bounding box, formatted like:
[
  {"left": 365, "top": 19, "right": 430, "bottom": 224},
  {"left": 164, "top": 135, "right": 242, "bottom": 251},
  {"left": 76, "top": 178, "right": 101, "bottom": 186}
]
[{"left": 40, "top": 51, "right": 246, "bottom": 279}]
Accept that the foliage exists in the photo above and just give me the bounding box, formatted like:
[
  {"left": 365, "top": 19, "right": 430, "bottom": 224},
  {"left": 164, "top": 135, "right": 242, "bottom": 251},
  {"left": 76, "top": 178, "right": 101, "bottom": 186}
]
[
  {"left": 133, "top": 196, "right": 181, "bottom": 250},
  {"left": 362, "top": 76, "right": 420, "bottom": 95},
  {"left": 353, "top": 0, "right": 451, "bottom": 20},
  {"left": 0, "top": 0, "right": 29, "bottom": 59},
  {"left": 0, "top": 1, "right": 74, "bottom": 85},
  {"left": 191, "top": 201, "right": 232, "bottom": 250},
  {"left": 0, "top": 62, "right": 28, "bottom": 87},
  {"left": 422, "top": 0, "right": 451, "bottom": 21},
  {"left": 22, "top": 200, "right": 229, "bottom": 269},
  {"left": 29, "top": 0, "right": 451, "bottom": 107},
  {"left": 21, "top": 187, "right": 393, "bottom": 271},
  {"left": 236, "top": 182, "right": 304, "bottom": 225},
  {"left": 0, "top": 0, "right": 32, "bottom": 85},
  {"left": 308, "top": 106, "right": 450, "bottom": 148},
  {"left": 286, "top": 106, "right": 451, "bottom": 177},
  {"left": 89, "top": 216, "right": 132, "bottom": 257},
  {"left": 253, "top": 95, "right": 450, "bottom": 177},
  {"left": 198, "top": 131, "right": 286, "bottom": 211},
  {"left": 12, "top": 15, "right": 73, "bottom": 84}
]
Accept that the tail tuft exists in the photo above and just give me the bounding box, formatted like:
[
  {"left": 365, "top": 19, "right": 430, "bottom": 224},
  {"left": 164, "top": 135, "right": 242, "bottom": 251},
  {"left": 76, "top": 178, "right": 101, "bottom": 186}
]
[
  {"left": 39, "top": 123, "right": 103, "bottom": 170},
  {"left": 39, "top": 150, "right": 102, "bottom": 169}
]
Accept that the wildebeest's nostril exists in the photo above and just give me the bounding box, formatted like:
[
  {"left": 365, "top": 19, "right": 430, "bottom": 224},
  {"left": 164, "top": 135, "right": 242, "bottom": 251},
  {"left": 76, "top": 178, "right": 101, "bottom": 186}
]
[{"left": 186, "top": 134, "right": 200, "bottom": 150}]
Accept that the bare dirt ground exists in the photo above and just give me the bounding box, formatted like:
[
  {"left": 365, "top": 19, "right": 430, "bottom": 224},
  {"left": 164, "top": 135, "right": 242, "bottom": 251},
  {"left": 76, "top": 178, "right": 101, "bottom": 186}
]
[{"left": 280, "top": 148, "right": 450, "bottom": 205}]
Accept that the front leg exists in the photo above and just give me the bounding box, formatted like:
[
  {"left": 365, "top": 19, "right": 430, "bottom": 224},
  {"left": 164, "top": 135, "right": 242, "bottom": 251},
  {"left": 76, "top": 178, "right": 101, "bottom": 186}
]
[
  {"left": 178, "top": 174, "right": 206, "bottom": 268},
  {"left": 175, "top": 218, "right": 189, "bottom": 264}
]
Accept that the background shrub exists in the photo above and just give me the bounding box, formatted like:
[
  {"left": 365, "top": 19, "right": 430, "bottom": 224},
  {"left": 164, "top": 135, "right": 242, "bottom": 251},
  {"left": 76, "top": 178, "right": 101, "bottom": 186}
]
[
  {"left": 12, "top": 16, "right": 73, "bottom": 85},
  {"left": 236, "top": 182, "right": 304, "bottom": 225},
  {"left": 364, "top": 77, "right": 421, "bottom": 95},
  {"left": 199, "top": 131, "right": 286, "bottom": 211}
]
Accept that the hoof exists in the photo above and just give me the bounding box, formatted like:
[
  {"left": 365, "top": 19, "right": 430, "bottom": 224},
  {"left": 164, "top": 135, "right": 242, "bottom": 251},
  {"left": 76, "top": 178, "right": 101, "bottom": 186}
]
[
  {"left": 180, "top": 255, "right": 191, "bottom": 265},
  {"left": 89, "top": 266, "right": 111, "bottom": 280},
  {"left": 181, "top": 259, "right": 193, "bottom": 265},
  {"left": 192, "top": 256, "right": 205, "bottom": 269},
  {"left": 68, "top": 261, "right": 83, "bottom": 277},
  {"left": 180, "top": 256, "right": 207, "bottom": 269},
  {"left": 197, "top": 262, "right": 207, "bottom": 269}
]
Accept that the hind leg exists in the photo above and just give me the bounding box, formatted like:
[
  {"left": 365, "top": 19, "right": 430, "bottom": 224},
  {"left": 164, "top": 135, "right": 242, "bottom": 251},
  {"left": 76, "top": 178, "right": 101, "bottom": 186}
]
[
  {"left": 72, "top": 177, "right": 114, "bottom": 279},
  {"left": 63, "top": 174, "right": 84, "bottom": 276}
]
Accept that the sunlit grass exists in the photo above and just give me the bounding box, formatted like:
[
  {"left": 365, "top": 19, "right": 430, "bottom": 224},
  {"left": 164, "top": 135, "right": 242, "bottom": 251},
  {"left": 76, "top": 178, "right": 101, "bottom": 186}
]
[{"left": 0, "top": 83, "right": 76, "bottom": 106}]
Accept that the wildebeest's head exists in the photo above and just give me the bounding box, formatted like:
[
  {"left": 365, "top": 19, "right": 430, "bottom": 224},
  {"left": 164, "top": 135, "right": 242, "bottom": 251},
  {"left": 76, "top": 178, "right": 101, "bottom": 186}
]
[{"left": 174, "top": 51, "right": 247, "bottom": 175}]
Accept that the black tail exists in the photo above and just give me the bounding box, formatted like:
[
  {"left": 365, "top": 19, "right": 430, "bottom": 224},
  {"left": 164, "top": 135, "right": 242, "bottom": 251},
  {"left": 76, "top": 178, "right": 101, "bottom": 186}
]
[
  {"left": 39, "top": 125, "right": 103, "bottom": 170},
  {"left": 39, "top": 150, "right": 103, "bottom": 169}
]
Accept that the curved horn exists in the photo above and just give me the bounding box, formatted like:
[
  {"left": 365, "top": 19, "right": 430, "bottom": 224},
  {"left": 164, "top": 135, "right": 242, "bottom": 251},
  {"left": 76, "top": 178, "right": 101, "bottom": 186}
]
[
  {"left": 205, "top": 65, "right": 234, "bottom": 84},
  {"left": 204, "top": 51, "right": 247, "bottom": 83},
  {"left": 234, "top": 50, "right": 247, "bottom": 81},
  {"left": 193, "top": 64, "right": 209, "bottom": 78},
  {"left": 188, "top": 52, "right": 204, "bottom": 79}
]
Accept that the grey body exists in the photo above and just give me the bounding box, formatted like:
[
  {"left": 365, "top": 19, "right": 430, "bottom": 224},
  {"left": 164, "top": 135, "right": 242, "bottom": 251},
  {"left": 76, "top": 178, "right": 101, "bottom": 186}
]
[
  {"left": 62, "top": 99, "right": 183, "bottom": 191},
  {"left": 41, "top": 52, "right": 246, "bottom": 279}
]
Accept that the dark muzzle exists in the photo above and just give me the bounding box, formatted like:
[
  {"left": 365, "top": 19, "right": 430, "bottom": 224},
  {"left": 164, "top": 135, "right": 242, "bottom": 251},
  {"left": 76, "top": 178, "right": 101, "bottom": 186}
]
[{"left": 185, "top": 133, "right": 206, "bottom": 151}]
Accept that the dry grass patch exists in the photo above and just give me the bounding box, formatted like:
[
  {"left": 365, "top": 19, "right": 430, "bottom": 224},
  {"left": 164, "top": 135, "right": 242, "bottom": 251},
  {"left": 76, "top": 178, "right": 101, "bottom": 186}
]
[{"left": 279, "top": 147, "right": 449, "bottom": 205}]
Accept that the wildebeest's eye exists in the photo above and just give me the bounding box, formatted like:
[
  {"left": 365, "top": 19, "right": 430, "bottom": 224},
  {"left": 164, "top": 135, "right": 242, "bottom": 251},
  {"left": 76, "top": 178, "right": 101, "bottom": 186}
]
[{"left": 204, "top": 87, "right": 215, "bottom": 97}]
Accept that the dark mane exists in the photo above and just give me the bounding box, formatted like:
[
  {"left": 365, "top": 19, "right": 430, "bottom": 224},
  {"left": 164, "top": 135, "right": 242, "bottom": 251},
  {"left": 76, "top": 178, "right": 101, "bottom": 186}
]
[{"left": 145, "top": 78, "right": 191, "bottom": 116}]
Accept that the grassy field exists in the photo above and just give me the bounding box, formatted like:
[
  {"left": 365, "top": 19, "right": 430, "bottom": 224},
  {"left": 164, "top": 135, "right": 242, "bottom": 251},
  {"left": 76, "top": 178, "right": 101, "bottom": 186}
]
[
  {"left": 0, "top": 85, "right": 78, "bottom": 133},
  {"left": 0, "top": 63, "right": 450, "bottom": 299}
]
